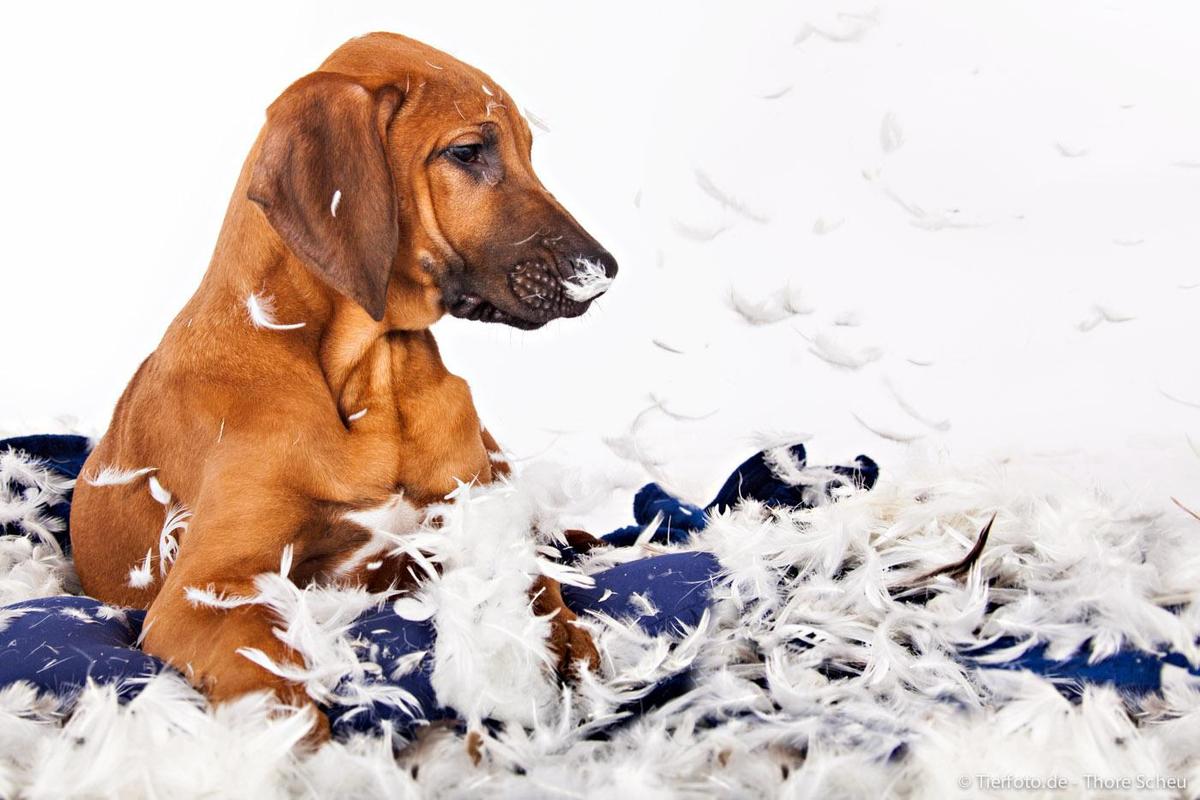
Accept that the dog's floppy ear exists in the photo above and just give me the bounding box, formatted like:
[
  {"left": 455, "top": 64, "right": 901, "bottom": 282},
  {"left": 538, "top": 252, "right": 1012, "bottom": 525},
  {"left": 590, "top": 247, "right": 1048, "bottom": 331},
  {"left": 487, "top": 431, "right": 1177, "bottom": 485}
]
[{"left": 249, "top": 73, "right": 403, "bottom": 321}]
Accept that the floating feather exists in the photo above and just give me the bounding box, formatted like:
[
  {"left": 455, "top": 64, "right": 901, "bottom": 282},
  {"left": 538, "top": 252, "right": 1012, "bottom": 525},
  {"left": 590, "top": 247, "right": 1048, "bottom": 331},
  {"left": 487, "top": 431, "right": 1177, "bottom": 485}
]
[
  {"left": 523, "top": 108, "right": 550, "bottom": 133},
  {"left": 880, "top": 112, "right": 904, "bottom": 154},
  {"left": 729, "top": 286, "right": 812, "bottom": 325},
  {"left": 886, "top": 377, "right": 951, "bottom": 432},
  {"left": 807, "top": 333, "right": 882, "bottom": 370},
  {"left": 795, "top": 9, "right": 879, "bottom": 44},
  {"left": 1077, "top": 304, "right": 1135, "bottom": 332},
  {"left": 851, "top": 412, "right": 926, "bottom": 443},
  {"left": 1054, "top": 141, "right": 1090, "bottom": 158},
  {"left": 812, "top": 217, "right": 845, "bottom": 235},
  {"left": 694, "top": 169, "right": 769, "bottom": 224},
  {"left": 671, "top": 219, "right": 730, "bottom": 241}
]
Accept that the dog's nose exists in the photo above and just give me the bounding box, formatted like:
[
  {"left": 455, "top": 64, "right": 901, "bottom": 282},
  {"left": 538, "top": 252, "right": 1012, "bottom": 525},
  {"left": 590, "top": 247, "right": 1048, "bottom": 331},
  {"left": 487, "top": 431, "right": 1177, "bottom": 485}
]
[
  {"left": 557, "top": 248, "right": 618, "bottom": 304},
  {"left": 591, "top": 249, "right": 618, "bottom": 280}
]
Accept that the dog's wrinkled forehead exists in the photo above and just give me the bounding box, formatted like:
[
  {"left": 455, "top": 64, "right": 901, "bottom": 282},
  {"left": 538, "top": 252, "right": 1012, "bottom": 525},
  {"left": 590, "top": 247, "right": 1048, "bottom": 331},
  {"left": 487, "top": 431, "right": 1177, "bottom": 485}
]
[
  {"left": 321, "top": 32, "right": 476, "bottom": 80},
  {"left": 319, "top": 34, "right": 522, "bottom": 122}
]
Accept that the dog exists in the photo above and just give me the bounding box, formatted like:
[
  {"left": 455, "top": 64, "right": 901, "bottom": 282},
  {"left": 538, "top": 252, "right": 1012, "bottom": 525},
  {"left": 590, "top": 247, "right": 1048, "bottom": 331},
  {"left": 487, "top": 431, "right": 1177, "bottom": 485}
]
[{"left": 69, "top": 32, "right": 616, "bottom": 740}]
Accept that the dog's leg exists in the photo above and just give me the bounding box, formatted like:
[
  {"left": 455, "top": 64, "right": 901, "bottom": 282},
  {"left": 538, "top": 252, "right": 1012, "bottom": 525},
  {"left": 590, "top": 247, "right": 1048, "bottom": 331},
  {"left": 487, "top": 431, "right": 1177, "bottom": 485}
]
[
  {"left": 478, "top": 430, "right": 598, "bottom": 678},
  {"left": 480, "top": 427, "right": 510, "bottom": 479},
  {"left": 531, "top": 575, "right": 600, "bottom": 678},
  {"left": 140, "top": 478, "right": 330, "bottom": 743}
]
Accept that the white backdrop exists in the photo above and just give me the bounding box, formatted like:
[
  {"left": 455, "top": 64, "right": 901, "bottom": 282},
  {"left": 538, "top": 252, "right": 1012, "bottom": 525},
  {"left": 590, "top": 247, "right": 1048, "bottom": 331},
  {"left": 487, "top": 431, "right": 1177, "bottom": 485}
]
[{"left": 3, "top": 1, "right": 1199, "bottom": 523}]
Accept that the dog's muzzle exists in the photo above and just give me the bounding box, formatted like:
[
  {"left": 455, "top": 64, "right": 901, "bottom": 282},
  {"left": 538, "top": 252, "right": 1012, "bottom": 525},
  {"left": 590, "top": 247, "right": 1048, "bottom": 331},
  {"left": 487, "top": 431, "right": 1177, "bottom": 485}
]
[{"left": 446, "top": 252, "right": 617, "bottom": 330}]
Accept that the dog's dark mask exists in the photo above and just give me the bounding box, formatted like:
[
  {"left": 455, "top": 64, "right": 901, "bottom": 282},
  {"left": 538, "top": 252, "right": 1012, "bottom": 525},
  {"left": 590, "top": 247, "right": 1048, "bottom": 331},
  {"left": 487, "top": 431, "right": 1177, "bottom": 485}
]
[{"left": 425, "top": 121, "right": 618, "bottom": 331}]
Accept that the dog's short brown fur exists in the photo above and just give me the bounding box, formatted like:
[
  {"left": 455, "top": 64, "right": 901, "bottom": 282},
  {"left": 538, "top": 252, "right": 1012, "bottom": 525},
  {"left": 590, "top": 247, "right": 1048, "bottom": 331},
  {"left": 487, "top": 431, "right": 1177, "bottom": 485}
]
[{"left": 69, "top": 32, "right": 616, "bottom": 738}]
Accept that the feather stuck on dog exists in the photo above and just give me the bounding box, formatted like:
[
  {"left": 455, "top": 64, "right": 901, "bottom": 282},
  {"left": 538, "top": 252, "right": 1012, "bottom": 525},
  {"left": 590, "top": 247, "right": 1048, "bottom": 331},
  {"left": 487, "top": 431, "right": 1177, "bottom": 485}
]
[
  {"left": 245, "top": 292, "right": 306, "bottom": 331},
  {"left": 560, "top": 258, "right": 613, "bottom": 302}
]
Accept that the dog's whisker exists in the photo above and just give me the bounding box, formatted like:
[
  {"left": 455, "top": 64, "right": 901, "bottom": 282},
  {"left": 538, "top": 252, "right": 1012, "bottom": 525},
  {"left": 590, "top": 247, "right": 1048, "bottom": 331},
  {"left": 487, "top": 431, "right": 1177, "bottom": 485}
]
[{"left": 510, "top": 230, "right": 543, "bottom": 247}]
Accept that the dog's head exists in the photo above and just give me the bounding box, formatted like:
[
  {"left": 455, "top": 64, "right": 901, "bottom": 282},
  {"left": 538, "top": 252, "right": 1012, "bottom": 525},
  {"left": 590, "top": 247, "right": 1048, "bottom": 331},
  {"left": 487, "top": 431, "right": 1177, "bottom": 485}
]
[{"left": 247, "top": 33, "right": 617, "bottom": 330}]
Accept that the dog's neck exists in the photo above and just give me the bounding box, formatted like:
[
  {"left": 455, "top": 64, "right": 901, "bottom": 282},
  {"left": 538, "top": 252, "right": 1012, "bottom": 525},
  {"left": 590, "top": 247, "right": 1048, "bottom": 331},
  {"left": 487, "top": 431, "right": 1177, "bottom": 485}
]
[{"left": 174, "top": 161, "right": 453, "bottom": 405}]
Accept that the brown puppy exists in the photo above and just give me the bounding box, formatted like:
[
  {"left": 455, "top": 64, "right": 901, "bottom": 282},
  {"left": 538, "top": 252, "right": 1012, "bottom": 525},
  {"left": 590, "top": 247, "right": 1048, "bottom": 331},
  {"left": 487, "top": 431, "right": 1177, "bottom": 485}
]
[{"left": 69, "top": 32, "right": 615, "bottom": 737}]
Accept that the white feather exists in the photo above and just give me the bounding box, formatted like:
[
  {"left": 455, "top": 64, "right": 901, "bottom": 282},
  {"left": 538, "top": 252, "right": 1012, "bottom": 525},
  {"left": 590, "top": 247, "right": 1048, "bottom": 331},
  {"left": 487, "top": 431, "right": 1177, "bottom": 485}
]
[
  {"left": 806, "top": 332, "right": 882, "bottom": 370},
  {"left": 157, "top": 503, "right": 190, "bottom": 576},
  {"left": 880, "top": 112, "right": 904, "bottom": 154},
  {"left": 670, "top": 218, "right": 730, "bottom": 241},
  {"left": 729, "top": 285, "right": 812, "bottom": 325},
  {"left": 1078, "top": 304, "right": 1135, "bottom": 331},
  {"left": 523, "top": 107, "right": 550, "bottom": 132},
  {"left": 185, "top": 584, "right": 259, "bottom": 609},
  {"left": 851, "top": 412, "right": 926, "bottom": 443},
  {"left": 795, "top": 9, "right": 878, "bottom": 44},
  {"left": 84, "top": 466, "right": 156, "bottom": 487},
  {"left": 560, "top": 258, "right": 613, "bottom": 302},
  {"left": 694, "top": 169, "right": 770, "bottom": 224},
  {"left": 245, "top": 292, "right": 306, "bottom": 331},
  {"left": 1054, "top": 141, "right": 1090, "bottom": 158},
  {"left": 147, "top": 475, "right": 171, "bottom": 506},
  {"left": 127, "top": 549, "right": 153, "bottom": 589},
  {"left": 812, "top": 216, "right": 845, "bottom": 235}
]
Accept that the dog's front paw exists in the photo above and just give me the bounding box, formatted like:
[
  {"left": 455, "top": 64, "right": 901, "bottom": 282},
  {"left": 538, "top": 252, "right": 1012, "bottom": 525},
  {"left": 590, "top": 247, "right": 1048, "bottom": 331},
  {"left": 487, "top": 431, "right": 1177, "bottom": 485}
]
[
  {"left": 532, "top": 575, "right": 601, "bottom": 680},
  {"left": 547, "top": 609, "right": 600, "bottom": 680}
]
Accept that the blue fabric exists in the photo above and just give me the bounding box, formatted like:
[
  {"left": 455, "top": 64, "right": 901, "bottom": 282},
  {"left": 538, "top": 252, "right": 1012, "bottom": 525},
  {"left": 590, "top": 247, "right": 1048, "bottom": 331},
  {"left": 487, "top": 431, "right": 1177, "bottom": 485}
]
[
  {"left": 706, "top": 443, "right": 878, "bottom": 514},
  {"left": 327, "top": 606, "right": 446, "bottom": 736},
  {"left": 0, "top": 434, "right": 91, "bottom": 552},
  {"left": 965, "top": 637, "right": 1200, "bottom": 697},
  {"left": 3, "top": 433, "right": 1198, "bottom": 739},
  {"left": 562, "top": 551, "right": 720, "bottom": 637},
  {"left": 603, "top": 444, "right": 880, "bottom": 547},
  {"left": 0, "top": 596, "right": 160, "bottom": 701}
]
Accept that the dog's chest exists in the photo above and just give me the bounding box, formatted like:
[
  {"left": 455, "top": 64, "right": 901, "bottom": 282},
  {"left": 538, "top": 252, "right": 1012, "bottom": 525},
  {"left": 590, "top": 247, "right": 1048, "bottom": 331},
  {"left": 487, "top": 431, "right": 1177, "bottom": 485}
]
[{"left": 335, "top": 330, "right": 493, "bottom": 503}]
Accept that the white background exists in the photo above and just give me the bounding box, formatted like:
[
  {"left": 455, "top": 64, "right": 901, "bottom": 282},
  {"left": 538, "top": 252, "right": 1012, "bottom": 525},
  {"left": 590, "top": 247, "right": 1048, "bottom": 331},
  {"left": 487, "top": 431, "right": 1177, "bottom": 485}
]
[{"left": 2, "top": 1, "right": 1199, "bottom": 522}]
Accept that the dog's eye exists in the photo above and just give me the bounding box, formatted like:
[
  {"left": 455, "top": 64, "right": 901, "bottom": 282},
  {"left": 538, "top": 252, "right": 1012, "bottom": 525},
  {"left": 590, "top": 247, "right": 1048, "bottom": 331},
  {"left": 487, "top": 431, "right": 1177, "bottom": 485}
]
[{"left": 445, "top": 144, "right": 482, "bottom": 165}]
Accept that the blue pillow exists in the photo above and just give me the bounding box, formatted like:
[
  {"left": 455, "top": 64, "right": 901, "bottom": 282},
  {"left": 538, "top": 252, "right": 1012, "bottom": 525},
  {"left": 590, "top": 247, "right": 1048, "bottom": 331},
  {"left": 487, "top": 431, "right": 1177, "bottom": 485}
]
[{"left": 0, "top": 596, "right": 159, "bottom": 701}]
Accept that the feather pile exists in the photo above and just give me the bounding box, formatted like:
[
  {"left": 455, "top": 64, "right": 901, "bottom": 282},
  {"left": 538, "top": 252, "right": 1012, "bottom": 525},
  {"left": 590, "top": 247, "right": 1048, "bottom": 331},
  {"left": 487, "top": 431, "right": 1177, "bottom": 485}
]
[{"left": 1, "top": 442, "right": 1199, "bottom": 798}]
